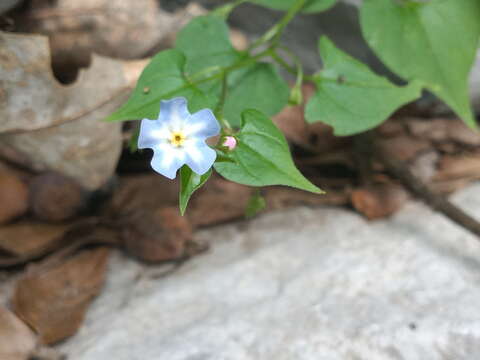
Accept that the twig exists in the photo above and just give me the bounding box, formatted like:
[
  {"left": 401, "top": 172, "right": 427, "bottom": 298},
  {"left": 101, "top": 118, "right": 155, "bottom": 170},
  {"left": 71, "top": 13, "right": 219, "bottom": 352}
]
[{"left": 372, "top": 136, "right": 480, "bottom": 238}]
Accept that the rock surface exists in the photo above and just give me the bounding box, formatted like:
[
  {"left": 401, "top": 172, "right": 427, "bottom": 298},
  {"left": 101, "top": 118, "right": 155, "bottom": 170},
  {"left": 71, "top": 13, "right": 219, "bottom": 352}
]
[{"left": 60, "top": 183, "right": 480, "bottom": 360}]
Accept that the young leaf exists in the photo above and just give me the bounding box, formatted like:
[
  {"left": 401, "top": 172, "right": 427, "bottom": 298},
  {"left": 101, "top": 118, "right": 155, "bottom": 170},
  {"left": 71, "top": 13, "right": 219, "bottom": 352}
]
[
  {"left": 105, "top": 49, "right": 215, "bottom": 122},
  {"left": 245, "top": 191, "right": 266, "bottom": 218},
  {"left": 360, "top": 0, "right": 480, "bottom": 128},
  {"left": 179, "top": 166, "right": 212, "bottom": 215},
  {"left": 224, "top": 63, "right": 290, "bottom": 127},
  {"left": 214, "top": 109, "right": 323, "bottom": 193},
  {"left": 305, "top": 36, "right": 422, "bottom": 135},
  {"left": 175, "top": 15, "right": 240, "bottom": 75},
  {"left": 252, "top": 0, "right": 337, "bottom": 13}
]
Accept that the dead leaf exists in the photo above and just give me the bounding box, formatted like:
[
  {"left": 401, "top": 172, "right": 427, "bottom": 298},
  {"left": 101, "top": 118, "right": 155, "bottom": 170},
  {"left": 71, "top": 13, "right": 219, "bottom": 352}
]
[
  {"left": 0, "top": 31, "right": 147, "bottom": 190},
  {"left": 120, "top": 206, "right": 192, "bottom": 262},
  {"left": 264, "top": 186, "right": 350, "bottom": 211},
  {"left": 0, "top": 306, "right": 37, "bottom": 360},
  {"left": 187, "top": 176, "right": 253, "bottom": 227},
  {"left": 29, "top": 172, "right": 85, "bottom": 222},
  {"left": 12, "top": 248, "right": 110, "bottom": 345},
  {"left": 351, "top": 184, "right": 409, "bottom": 220},
  {"left": 0, "top": 222, "right": 69, "bottom": 267},
  {"left": 0, "top": 171, "right": 28, "bottom": 225},
  {"left": 376, "top": 135, "right": 431, "bottom": 162},
  {"left": 434, "top": 155, "right": 480, "bottom": 181}
]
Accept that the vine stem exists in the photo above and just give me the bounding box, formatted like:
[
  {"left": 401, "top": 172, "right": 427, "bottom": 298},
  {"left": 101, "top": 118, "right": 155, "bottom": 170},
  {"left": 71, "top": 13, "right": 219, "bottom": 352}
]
[
  {"left": 248, "top": 0, "right": 307, "bottom": 51},
  {"left": 215, "top": 73, "right": 232, "bottom": 130}
]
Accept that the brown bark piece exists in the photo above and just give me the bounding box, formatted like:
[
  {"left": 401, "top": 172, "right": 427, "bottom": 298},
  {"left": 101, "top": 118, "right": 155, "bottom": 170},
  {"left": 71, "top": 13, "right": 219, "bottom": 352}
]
[
  {"left": 351, "top": 184, "right": 409, "bottom": 220},
  {"left": 12, "top": 248, "right": 110, "bottom": 345}
]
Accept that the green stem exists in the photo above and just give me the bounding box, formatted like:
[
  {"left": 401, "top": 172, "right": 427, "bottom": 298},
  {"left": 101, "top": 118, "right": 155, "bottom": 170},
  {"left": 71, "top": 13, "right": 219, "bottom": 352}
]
[
  {"left": 215, "top": 73, "right": 232, "bottom": 130},
  {"left": 271, "top": 49, "right": 316, "bottom": 83},
  {"left": 213, "top": 0, "right": 248, "bottom": 18},
  {"left": 248, "top": 0, "right": 306, "bottom": 51}
]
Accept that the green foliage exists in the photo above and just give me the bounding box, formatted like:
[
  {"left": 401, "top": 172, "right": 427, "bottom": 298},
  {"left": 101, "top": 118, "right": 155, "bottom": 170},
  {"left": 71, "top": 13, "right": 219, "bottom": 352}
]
[
  {"left": 105, "top": 50, "right": 215, "bottom": 122},
  {"left": 360, "top": 0, "right": 480, "bottom": 128},
  {"left": 252, "top": 0, "right": 337, "bottom": 13},
  {"left": 214, "top": 109, "right": 323, "bottom": 193},
  {"left": 179, "top": 166, "right": 212, "bottom": 215},
  {"left": 175, "top": 15, "right": 240, "bottom": 75},
  {"left": 245, "top": 191, "right": 266, "bottom": 218},
  {"left": 305, "top": 36, "right": 422, "bottom": 135},
  {"left": 224, "top": 63, "right": 290, "bottom": 126}
]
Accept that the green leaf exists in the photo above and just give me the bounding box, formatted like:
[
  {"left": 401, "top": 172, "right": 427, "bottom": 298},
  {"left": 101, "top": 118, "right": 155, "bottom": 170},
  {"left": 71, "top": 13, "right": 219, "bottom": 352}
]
[
  {"left": 252, "top": 0, "right": 337, "bottom": 13},
  {"left": 214, "top": 109, "right": 323, "bottom": 193},
  {"left": 360, "top": 0, "right": 480, "bottom": 128},
  {"left": 179, "top": 166, "right": 212, "bottom": 215},
  {"left": 305, "top": 36, "right": 422, "bottom": 135},
  {"left": 245, "top": 191, "right": 266, "bottom": 218},
  {"left": 224, "top": 63, "right": 290, "bottom": 127},
  {"left": 105, "top": 49, "right": 216, "bottom": 122},
  {"left": 175, "top": 15, "right": 240, "bottom": 75}
]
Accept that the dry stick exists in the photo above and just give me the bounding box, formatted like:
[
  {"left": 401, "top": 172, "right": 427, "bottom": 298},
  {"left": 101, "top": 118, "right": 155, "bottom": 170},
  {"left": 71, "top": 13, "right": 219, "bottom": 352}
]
[{"left": 373, "top": 142, "right": 480, "bottom": 238}]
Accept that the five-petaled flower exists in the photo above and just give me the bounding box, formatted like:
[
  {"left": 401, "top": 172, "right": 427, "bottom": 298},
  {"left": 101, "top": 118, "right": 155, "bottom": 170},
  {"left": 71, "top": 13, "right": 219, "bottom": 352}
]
[{"left": 138, "top": 97, "right": 220, "bottom": 179}]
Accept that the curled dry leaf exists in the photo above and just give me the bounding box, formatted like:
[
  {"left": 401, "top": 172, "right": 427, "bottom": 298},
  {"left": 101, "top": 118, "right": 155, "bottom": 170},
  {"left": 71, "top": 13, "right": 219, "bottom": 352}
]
[
  {"left": 0, "top": 306, "right": 37, "bottom": 360},
  {"left": 0, "top": 171, "right": 28, "bottom": 225},
  {"left": 12, "top": 248, "right": 110, "bottom": 345},
  {"left": 0, "top": 31, "right": 147, "bottom": 190},
  {"left": 351, "top": 184, "right": 409, "bottom": 220},
  {"left": 0, "top": 222, "right": 69, "bottom": 268}
]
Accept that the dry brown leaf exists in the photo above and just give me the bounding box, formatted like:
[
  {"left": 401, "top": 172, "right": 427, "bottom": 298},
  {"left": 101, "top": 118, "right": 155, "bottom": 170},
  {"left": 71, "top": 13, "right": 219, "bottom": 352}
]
[
  {"left": 12, "top": 247, "right": 110, "bottom": 345},
  {"left": 187, "top": 176, "right": 253, "bottom": 227},
  {"left": 110, "top": 174, "right": 178, "bottom": 214},
  {"left": 0, "top": 171, "right": 28, "bottom": 225},
  {"left": 0, "top": 31, "right": 147, "bottom": 190},
  {"left": 351, "top": 184, "right": 409, "bottom": 220},
  {"left": 264, "top": 187, "right": 350, "bottom": 211},
  {"left": 0, "top": 222, "right": 69, "bottom": 262},
  {"left": 29, "top": 172, "right": 85, "bottom": 222},
  {"left": 377, "top": 135, "right": 431, "bottom": 161},
  {"left": 434, "top": 155, "right": 480, "bottom": 181},
  {"left": 120, "top": 206, "right": 192, "bottom": 262},
  {"left": 0, "top": 306, "right": 37, "bottom": 360},
  {"left": 272, "top": 83, "right": 350, "bottom": 153}
]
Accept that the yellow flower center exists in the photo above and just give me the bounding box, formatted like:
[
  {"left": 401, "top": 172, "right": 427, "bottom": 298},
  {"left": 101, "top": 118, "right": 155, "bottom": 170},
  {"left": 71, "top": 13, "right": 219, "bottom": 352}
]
[{"left": 170, "top": 131, "right": 186, "bottom": 147}]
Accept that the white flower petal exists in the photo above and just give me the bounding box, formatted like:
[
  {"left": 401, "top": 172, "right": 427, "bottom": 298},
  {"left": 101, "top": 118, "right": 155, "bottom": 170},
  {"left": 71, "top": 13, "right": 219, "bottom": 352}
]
[
  {"left": 184, "top": 141, "right": 217, "bottom": 175},
  {"left": 138, "top": 119, "right": 170, "bottom": 150},
  {"left": 158, "top": 97, "right": 190, "bottom": 132},
  {"left": 184, "top": 109, "right": 220, "bottom": 139},
  {"left": 150, "top": 144, "right": 185, "bottom": 179}
]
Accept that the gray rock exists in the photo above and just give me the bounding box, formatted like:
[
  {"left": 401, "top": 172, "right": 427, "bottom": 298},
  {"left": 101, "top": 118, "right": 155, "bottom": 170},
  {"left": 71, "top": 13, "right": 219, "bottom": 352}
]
[{"left": 60, "top": 183, "right": 480, "bottom": 360}]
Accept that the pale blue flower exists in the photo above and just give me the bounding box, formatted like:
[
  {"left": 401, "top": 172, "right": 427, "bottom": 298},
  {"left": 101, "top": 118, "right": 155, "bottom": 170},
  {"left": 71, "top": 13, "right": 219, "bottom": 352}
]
[{"left": 138, "top": 97, "right": 220, "bottom": 179}]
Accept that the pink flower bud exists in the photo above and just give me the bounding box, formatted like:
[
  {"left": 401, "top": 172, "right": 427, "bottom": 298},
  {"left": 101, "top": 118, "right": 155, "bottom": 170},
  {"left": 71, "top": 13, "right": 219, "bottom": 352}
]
[{"left": 222, "top": 136, "right": 237, "bottom": 151}]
